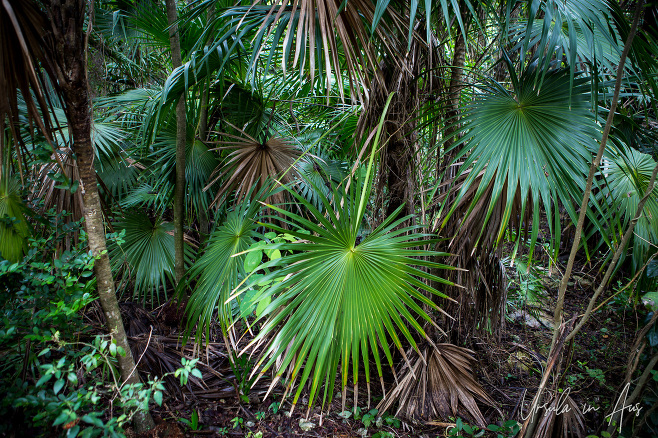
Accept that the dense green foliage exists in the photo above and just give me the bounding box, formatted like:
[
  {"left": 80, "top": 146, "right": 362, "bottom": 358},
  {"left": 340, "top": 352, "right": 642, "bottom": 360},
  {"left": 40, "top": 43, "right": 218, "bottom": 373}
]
[{"left": 1, "top": 0, "right": 657, "bottom": 435}]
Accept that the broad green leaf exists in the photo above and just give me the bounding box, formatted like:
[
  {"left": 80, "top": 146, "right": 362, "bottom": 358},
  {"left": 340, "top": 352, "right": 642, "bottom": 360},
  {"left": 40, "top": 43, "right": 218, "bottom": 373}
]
[{"left": 244, "top": 249, "right": 263, "bottom": 273}]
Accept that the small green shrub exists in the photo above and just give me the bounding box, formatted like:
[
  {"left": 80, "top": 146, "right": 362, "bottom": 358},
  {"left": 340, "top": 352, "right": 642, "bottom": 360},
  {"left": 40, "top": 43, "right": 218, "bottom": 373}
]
[{"left": 0, "top": 218, "right": 199, "bottom": 437}]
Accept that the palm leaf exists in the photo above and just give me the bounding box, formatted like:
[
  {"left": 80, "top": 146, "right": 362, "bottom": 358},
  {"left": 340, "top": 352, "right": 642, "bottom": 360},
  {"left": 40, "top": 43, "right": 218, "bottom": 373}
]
[
  {"left": 0, "top": 0, "right": 59, "bottom": 165},
  {"left": 440, "top": 65, "right": 601, "bottom": 260},
  {"left": 241, "top": 175, "right": 454, "bottom": 412},
  {"left": 598, "top": 147, "right": 658, "bottom": 273},
  {"left": 146, "top": 125, "right": 219, "bottom": 215},
  {"left": 511, "top": 0, "right": 618, "bottom": 89},
  {"left": 378, "top": 344, "right": 497, "bottom": 426},
  {"left": 0, "top": 174, "right": 31, "bottom": 262},
  {"left": 184, "top": 194, "right": 264, "bottom": 341},
  {"left": 109, "top": 212, "right": 193, "bottom": 304},
  {"left": 206, "top": 127, "right": 301, "bottom": 207}
]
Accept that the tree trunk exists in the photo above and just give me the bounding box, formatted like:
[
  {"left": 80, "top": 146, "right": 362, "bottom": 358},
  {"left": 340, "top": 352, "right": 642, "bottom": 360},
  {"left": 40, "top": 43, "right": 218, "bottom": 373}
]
[
  {"left": 165, "top": 0, "right": 187, "bottom": 284},
  {"left": 438, "top": 31, "right": 466, "bottom": 179},
  {"left": 382, "top": 60, "right": 417, "bottom": 219},
  {"left": 45, "top": 0, "right": 154, "bottom": 432},
  {"left": 197, "top": 4, "right": 213, "bottom": 243}
]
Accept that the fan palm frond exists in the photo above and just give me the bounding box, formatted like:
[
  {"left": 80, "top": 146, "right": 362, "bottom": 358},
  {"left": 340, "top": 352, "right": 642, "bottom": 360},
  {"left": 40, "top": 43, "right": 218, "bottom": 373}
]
[
  {"left": 511, "top": 0, "right": 618, "bottom": 84},
  {"left": 296, "top": 152, "right": 349, "bottom": 212},
  {"left": 146, "top": 126, "right": 219, "bottom": 215},
  {"left": 599, "top": 147, "right": 658, "bottom": 273},
  {"left": 0, "top": 0, "right": 60, "bottom": 164},
  {"left": 378, "top": 344, "right": 497, "bottom": 427},
  {"left": 184, "top": 194, "right": 264, "bottom": 341},
  {"left": 207, "top": 127, "right": 301, "bottom": 207},
  {"left": 439, "top": 65, "right": 601, "bottom": 260},
  {"left": 238, "top": 173, "right": 454, "bottom": 411},
  {"left": 109, "top": 212, "right": 193, "bottom": 304}
]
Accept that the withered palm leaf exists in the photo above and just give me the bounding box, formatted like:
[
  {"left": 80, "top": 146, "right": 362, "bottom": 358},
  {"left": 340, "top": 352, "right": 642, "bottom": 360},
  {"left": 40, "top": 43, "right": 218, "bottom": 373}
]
[
  {"left": 532, "top": 394, "right": 585, "bottom": 438},
  {"left": 206, "top": 127, "right": 301, "bottom": 206},
  {"left": 195, "top": 0, "right": 408, "bottom": 102},
  {"left": 378, "top": 344, "right": 497, "bottom": 427},
  {"left": 0, "top": 0, "right": 62, "bottom": 179}
]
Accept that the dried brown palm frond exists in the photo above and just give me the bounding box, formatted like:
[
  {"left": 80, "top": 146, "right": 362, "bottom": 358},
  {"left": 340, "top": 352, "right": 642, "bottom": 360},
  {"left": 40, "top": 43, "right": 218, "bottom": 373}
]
[
  {"left": 0, "top": 0, "right": 62, "bottom": 180},
  {"left": 33, "top": 148, "right": 84, "bottom": 221},
  {"left": 241, "top": 0, "right": 411, "bottom": 103},
  {"left": 378, "top": 344, "right": 498, "bottom": 427},
  {"left": 528, "top": 394, "right": 586, "bottom": 438},
  {"left": 206, "top": 125, "right": 301, "bottom": 207},
  {"left": 432, "top": 172, "right": 520, "bottom": 341}
]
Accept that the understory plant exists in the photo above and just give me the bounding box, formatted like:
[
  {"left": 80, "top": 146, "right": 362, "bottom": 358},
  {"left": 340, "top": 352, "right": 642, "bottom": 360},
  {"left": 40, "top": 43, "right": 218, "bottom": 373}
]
[{"left": 0, "top": 218, "right": 198, "bottom": 437}]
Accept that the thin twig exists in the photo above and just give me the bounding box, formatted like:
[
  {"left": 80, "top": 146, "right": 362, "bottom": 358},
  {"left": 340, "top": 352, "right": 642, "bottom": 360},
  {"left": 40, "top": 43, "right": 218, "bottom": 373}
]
[
  {"left": 114, "top": 325, "right": 153, "bottom": 399},
  {"left": 551, "top": 0, "right": 645, "bottom": 349}
]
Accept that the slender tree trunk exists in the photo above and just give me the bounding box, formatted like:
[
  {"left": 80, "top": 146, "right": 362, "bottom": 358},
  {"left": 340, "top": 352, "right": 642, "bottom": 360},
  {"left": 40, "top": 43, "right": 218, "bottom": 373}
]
[
  {"left": 197, "top": 2, "right": 213, "bottom": 243},
  {"left": 198, "top": 83, "right": 210, "bottom": 241},
  {"left": 45, "top": 0, "right": 154, "bottom": 432},
  {"left": 165, "top": 0, "right": 187, "bottom": 284}
]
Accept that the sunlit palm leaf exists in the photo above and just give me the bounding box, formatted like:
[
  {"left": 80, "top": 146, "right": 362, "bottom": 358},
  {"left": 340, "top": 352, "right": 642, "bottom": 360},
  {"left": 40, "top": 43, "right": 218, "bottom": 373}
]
[
  {"left": 242, "top": 179, "right": 454, "bottom": 411},
  {"left": 0, "top": 175, "right": 31, "bottom": 262}
]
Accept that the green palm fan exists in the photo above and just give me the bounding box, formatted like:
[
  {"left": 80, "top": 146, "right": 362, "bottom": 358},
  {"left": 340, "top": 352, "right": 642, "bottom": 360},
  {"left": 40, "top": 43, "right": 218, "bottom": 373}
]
[
  {"left": 599, "top": 147, "right": 658, "bottom": 274},
  {"left": 440, "top": 65, "right": 601, "bottom": 261},
  {"left": 244, "top": 172, "right": 454, "bottom": 413},
  {"left": 109, "top": 212, "right": 193, "bottom": 304},
  {"left": 184, "top": 188, "right": 265, "bottom": 341},
  {"left": 0, "top": 176, "right": 31, "bottom": 262},
  {"left": 234, "top": 98, "right": 455, "bottom": 411}
]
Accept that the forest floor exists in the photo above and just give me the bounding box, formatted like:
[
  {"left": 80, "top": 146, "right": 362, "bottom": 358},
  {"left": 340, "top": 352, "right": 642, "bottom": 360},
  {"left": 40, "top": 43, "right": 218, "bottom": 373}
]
[{"left": 112, "top": 249, "right": 643, "bottom": 438}]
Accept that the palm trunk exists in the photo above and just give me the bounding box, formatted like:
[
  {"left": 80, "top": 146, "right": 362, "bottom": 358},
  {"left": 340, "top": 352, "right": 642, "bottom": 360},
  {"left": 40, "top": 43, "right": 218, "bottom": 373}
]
[
  {"left": 198, "top": 11, "right": 213, "bottom": 243},
  {"left": 198, "top": 84, "right": 210, "bottom": 241},
  {"left": 438, "top": 31, "right": 466, "bottom": 180},
  {"left": 383, "top": 60, "right": 417, "bottom": 218},
  {"left": 165, "top": 0, "right": 187, "bottom": 284},
  {"left": 46, "top": 0, "right": 154, "bottom": 432}
]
